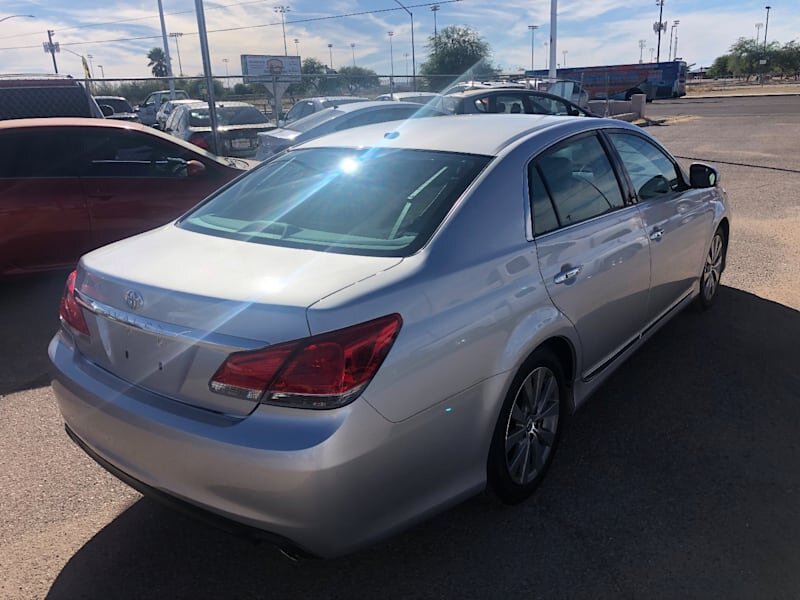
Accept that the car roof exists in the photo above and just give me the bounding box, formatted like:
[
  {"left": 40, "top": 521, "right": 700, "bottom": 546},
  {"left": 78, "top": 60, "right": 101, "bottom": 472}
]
[
  {"left": 331, "top": 100, "right": 433, "bottom": 113},
  {"left": 179, "top": 101, "right": 257, "bottom": 108},
  {"left": 299, "top": 114, "right": 631, "bottom": 157},
  {"left": 449, "top": 88, "right": 563, "bottom": 99},
  {"left": 94, "top": 95, "right": 127, "bottom": 100}
]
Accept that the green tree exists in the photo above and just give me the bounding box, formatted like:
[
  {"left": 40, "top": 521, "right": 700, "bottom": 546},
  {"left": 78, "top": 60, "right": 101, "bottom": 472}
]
[
  {"left": 147, "top": 47, "right": 168, "bottom": 78},
  {"left": 419, "top": 25, "right": 499, "bottom": 91},
  {"left": 336, "top": 66, "right": 380, "bottom": 94},
  {"left": 287, "top": 57, "right": 339, "bottom": 97},
  {"left": 185, "top": 77, "right": 226, "bottom": 100},
  {"left": 774, "top": 41, "right": 800, "bottom": 78},
  {"left": 707, "top": 54, "right": 731, "bottom": 79}
]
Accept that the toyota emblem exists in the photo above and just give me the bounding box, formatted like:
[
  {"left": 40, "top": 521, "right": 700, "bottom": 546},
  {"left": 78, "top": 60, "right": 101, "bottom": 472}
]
[{"left": 124, "top": 290, "right": 144, "bottom": 311}]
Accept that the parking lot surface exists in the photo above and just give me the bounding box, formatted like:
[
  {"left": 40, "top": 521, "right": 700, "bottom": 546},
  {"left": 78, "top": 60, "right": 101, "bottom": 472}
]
[{"left": 1, "top": 95, "right": 799, "bottom": 599}]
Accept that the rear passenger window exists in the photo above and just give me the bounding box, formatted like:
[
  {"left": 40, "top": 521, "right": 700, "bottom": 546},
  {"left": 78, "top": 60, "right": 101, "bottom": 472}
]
[
  {"left": 606, "top": 132, "right": 685, "bottom": 200},
  {"left": 0, "top": 130, "right": 76, "bottom": 177},
  {"left": 528, "top": 166, "right": 559, "bottom": 236},
  {"left": 535, "top": 134, "right": 625, "bottom": 228}
]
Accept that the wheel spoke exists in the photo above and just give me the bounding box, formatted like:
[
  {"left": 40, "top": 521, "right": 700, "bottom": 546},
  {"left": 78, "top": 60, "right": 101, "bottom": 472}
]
[
  {"left": 536, "top": 427, "right": 556, "bottom": 447},
  {"left": 506, "top": 426, "right": 526, "bottom": 449},
  {"left": 508, "top": 442, "right": 526, "bottom": 479},
  {"left": 510, "top": 403, "right": 525, "bottom": 424},
  {"left": 522, "top": 375, "right": 535, "bottom": 412},
  {"left": 534, "top": 398, "right": 559, "bottom": 420}
]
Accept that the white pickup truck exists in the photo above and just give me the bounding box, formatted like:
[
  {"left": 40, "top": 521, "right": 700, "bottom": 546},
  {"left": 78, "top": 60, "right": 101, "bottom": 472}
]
[{"left": 135, "top": 89, "right": 189, "bottom": 126}]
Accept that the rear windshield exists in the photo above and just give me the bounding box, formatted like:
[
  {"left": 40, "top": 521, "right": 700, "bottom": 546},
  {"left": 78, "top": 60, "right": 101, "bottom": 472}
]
[
  {"left": 97, "top": 98, "right": 133, "bottom": 113},
  {"left": 189, "top": 105, "right": 268, "bottom": 127},
  {"left": 0, "top": 86, "right": 92, "bottom": 120},
  {"left": 284, "top": 108, "right": 344, "bottom": 133},
  {"left": 179, "top": 147, "right": 490, "bottom": 257}
]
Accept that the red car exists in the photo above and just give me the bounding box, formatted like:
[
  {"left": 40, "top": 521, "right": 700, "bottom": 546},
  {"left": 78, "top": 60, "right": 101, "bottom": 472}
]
[{"left": 0, "top": 118, "right": 254, "bottom": 277}]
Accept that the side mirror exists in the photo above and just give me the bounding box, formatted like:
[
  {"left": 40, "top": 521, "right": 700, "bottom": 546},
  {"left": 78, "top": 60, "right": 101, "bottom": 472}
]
[
  {"left": 186, "top": 160, "right": 206, "bottom": 177},
  {"left": 689, "top": 163, "right": 719, "bottom": 188},
  {"left": 99, "top": 104, "right": 115, "bottom": 117}
]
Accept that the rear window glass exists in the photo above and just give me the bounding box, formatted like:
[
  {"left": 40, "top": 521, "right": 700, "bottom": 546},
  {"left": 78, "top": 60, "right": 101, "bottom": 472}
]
[
  {"left": 189, "top": 105, "right": 268, "bottom": 127},
  {"left": 284, "top": 108, "right": 345, "bottom": 133},
  {"left": 179, "top": 147, "right": 490, "bottom": 257},
  {"left": 0, "top": 85, "right": 92, "bottom": 120},
  {"left": 96, "top": 98, "right": 133, "bottom": 113}
]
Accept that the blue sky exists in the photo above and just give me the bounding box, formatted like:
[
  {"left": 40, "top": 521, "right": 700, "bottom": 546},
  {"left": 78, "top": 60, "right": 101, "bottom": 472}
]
[{"left": 1, "top": 1, "right": 797, "bottom": 79}]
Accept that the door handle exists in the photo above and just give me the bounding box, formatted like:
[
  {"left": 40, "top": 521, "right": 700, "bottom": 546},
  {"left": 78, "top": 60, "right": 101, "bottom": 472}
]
[
  {"left": 650, "top": 227, "right": 665, "bottom": 241},
  {"left": 554, "top": 266, "right": 582, "bottom": 284}
]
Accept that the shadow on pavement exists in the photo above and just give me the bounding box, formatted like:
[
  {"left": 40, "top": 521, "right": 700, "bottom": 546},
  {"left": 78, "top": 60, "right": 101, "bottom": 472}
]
[
  {"left": 42, "top": 286, "right": 800, "bottom": 598},
  {"left": 0, "top": 270, "right": 70, "bottom": 395}
]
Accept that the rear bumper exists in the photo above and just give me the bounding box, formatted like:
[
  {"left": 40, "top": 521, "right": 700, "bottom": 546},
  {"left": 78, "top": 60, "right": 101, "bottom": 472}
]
[{"left": 49, "top": 330, "right": 490, "bottom": 557}]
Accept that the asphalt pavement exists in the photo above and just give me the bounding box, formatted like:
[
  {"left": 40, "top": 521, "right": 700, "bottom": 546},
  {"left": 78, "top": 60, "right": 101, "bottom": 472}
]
[{"left": 1, "top": 95, "right": 799, "bottom": 600}]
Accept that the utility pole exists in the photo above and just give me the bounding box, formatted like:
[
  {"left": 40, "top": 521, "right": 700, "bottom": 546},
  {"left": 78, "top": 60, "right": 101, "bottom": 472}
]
[
  {"left": 157, "top": 0, "right": 176, "bottom": 99},
  {"left": 638, "top": 39, "right": 646, "bottom": 63},
  {"left": 45, "top": 29, "right": 59, "bottom": 74},
  {"left": 528, "top": 25, "right": 538, "bottom": 71},
  {"left": 654, "top": 0, "right": 666, "bottom": 63},
  {"left": 194, "top": 0, "right": 218, "bottom": 154},
  {"left": 763, "top": 5, "right": 771, "bottom": 53},
  {"left": 274, "top": 5, "right": 290, "bottom": 56},
  {"left": 328, "top": 43, "right": 333, "bottom": 70},
  {"left": 548, "top": 0, "right": 557, "bottom": 78},
  {"left": 431, "top": 4, "right": 440, "bottom": 50},
  {"left": 351, "top": 43, "right": 356, "bottom": 67},
  {"left": 169, "top": 32, "right": 184, "bottom": 76}
]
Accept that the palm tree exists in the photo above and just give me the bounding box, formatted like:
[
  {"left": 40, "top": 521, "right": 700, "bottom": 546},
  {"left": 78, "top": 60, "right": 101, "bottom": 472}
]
[{"left": 147, "top": 47, "right": 168, "bottom": 77}]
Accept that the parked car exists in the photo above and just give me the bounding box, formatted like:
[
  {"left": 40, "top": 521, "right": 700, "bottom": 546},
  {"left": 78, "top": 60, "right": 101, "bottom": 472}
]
[
  {"left": 165, "top": 101, "right": 273, "bottom": 158},
  {"left": 93, "top": 96, "right": 140, "bottom": 122},
  {"left": 135, "top": 89, "right": 189, "bottom": 126},
  {"left": 0, "top": 75, "right": 104, "bottom": 120},
  {"left": 255, "top": 100, "right": 445, "bottom": 160},
  {"left": 50, "top": 114, "right": 730, "bottom": 558},
  {"left": 439, "top": 88, "right": 595, "bottom": 117},
  {"left": 441, "top": 80, "right": 528, "bottom": 95},
  {"left": 374, "top": 91, "right": 442, "bottom": 104},
  {"left": 282, "top": 96, "right": 368, "bottom": 126},
  {"left": 0, "top": 118, "right": 254, "bottom": 278},
  {"left": 155, "top": 98, "right": 199, "bottom": 130}
]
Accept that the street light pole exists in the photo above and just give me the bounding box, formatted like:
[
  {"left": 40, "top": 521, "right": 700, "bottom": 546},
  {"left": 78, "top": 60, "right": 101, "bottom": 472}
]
[
  {"left": 755, "top": 22, "right": 763, "bottom": 45},
  {"left": 194, "top": 0, "right": 219, "bottom": 154},
  {"left": 668, "top": 22, "right": 675, "bottom": 61},
  {"left": 274, "top": 5, "right": 290, "bottom": 56},
  {"left": 548, "top": 0, "right": 557, "bottom": 78},
  {"left": 294, "top": 38, "right": 300, "bottom": 56},
  {"left": 763, "top": 5, "right": 771, "bottom": 53},
  {"left": 351, "top": 43, "right": 356, "bottom": 67},
  {"left": 98, "top": 64, "right": 105, "bottom": 78},
  {"left": 392, "top": 0, "right": 416, "bottom": 91},
  {"left": 169, "top": 32, "right": 184, "bottom": 76},
  {"left": 528, "top": 25, "right": 538, "bottom": 71},
  {"left": 562, "top": 49, "right": 567, "bottom": 68},
  {"left": 388, "top": 31, "right": 395, "bottom": 94},
  {"left": 222, "top": 58, "right": 229, "bottom": 88},
  {"left": 672, "top": 20, "right": 679, "bottom": 60},
  {"left": 156, "top": 0, "right": 176, "bottom": 99},
  {"left": 638, "top": 39, "right": 646, "bottom": 63}
]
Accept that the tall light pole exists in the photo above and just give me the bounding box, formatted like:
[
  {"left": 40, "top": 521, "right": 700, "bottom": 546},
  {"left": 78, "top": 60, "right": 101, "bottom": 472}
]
[
  {"left": 328, "top": 43, "right": 334, "bottom": 70},
  {"left": 548, "top": 0, "right": 557, "bottom": 78},
  {"left": 169, "top": 32, "right": 184, "bottom": 76},
  {"left": 98, "top": 64, "right": 105, "bottom": 78},
  {"left": 649, "top": 47, "right": 655, "bottom": 62},
  {"left": 638, "top": 39, "right": 646, "bottom": 63},
  {"left": 388, "top": 31, "right": 395, "bottom": 93},
  {"left": 654, "top": 0, "right": 666, "bottom": 63},
  {"left": 274, "top": 5, "right": 290, "bottom": 56},
  {"left": 562, "top": 49, "right": 567, "bottom": 68},
  {"left": 222, "top": 58, "right": 230, "bottom": 88},
  {"left": 294, "top": 38, "right": 300, "bottom": 56},
  {"left": 668, "top": 22, "right": 675, "bottom": 61},
  {"left": 45, "top": 29, "right": 59, "bottom": 74},
  {"left": 392, "top": 0, "right": 416, "bottom": 91},
  {"left": 351, "top": 43, "right": 356, "bottom": 67},
  {"left": 672, "top": 20, "right": 680, "bottom": 60},
  {"left": 763, "top": 5, "right": 771, "bottom": 53},
  {"left": 157, "top": 0, "right": 176, "bottom": 99},
  {"left": 528, "top": 25, "right": 538, "bottom": 71},
  {"left": 755, "top": 22, "right": 763, "bottom": 45},
  {"left": 86, "top": 53, "right": 95, "bottom": 78},
  {"left": 0, "top": 13, "right": 34, "bottom": 23},
  {"left": 195, "top": 0, "right": 219, "bottom": 154},
  {"left": 431, "top": 4, "right": 440, "bottom": 50}
]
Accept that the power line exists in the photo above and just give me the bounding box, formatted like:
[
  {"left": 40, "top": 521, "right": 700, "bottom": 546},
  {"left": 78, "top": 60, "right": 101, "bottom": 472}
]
[{"left": 0, "top": 0, "right": 461, "bottom": 48}]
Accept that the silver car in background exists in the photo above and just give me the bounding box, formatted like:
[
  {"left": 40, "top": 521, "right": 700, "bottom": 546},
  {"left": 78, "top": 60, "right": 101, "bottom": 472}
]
[
  {"left": 50, "top": 115, "right": 730, "bottom": 558},
  {"left": 255, "top": 100, "right": 444, "bottom": 161}
]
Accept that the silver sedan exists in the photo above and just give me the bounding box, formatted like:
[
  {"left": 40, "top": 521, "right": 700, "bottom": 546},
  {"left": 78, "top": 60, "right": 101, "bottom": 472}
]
[{"left": 50, "top": 114, "right": 730, "bottom": 558}]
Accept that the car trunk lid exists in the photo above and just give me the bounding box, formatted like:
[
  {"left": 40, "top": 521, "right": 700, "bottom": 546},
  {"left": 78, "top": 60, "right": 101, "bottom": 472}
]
[{"left": 71, "top": 225, "right": 402, "bottom": 416}]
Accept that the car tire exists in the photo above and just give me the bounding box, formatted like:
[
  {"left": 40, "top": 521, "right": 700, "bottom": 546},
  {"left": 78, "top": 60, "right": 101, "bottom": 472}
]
[
  {"left": 695, "top": 227, "right": 727, "bottom": 310},
  {"left": 487, "top": 348, "right": 568, "bottom": 505}
]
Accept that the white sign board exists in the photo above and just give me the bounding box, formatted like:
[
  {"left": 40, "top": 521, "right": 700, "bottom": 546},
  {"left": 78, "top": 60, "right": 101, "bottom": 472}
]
[{"left": 240, "top": 54, "right": 302, "bottom": 84}]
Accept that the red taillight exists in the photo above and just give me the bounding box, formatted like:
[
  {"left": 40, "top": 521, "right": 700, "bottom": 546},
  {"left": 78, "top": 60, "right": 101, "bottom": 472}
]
[
  {"left": 188, "top": 132, "right": 210, "bottom": 150},
  {"left": 210, "top": 314, "right": 402, "bottom": 409},
  {"left": 59, "top": 270, "right": 90, "bottom": 337}
]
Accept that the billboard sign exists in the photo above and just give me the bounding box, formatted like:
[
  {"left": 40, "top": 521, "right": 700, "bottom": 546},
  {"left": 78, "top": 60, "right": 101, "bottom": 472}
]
[{"left": 240, "top": 54, "right": 302, "bottom": 83}]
